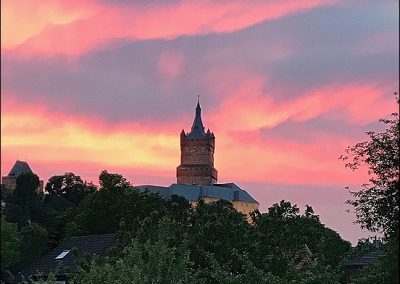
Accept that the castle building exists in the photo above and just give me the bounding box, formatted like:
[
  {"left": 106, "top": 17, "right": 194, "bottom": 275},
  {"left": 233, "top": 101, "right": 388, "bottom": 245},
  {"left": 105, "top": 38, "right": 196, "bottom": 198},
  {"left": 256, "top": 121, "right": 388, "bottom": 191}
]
[
  {"left": 1, "top": 160, "right": 44, "bottom": 192},
  {"left": 138, "top": 101, "right": 259, "bottom": 217},
  {"left": 177, "top": 101, "right": 218, "bottom": 185}
]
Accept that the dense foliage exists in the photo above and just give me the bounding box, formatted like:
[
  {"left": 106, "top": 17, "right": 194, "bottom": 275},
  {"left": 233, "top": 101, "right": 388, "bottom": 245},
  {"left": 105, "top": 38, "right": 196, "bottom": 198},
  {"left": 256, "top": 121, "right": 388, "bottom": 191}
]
[
  {"left": 72, "top": 197, "right": 351, "bottom": 283},
  {"left": 1, "top": 216, "right": 21, "bottom": 278},
  {"left": 1, "top": 169, "right": 354, "bottom": 283},
  {"left": 341, "top": 110, "right": 399, "bottom": 236},
  {"left": 341, "top": 94, "right": 399, "bottom": 283},
  {"left": 1, "top": 172, "right": 97, "bottom": 280}
]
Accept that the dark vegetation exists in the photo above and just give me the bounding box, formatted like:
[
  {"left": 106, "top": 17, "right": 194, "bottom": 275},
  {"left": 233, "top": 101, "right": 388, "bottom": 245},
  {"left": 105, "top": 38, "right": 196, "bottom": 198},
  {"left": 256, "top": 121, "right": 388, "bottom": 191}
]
[
  {"left": 1, "top": 95, "right": 398, "bottom": 283},
  {"left": 1, "top": 171, "right": 351, "bottom": 283},
  {"left": 339, "top": 94, "right": 399, "bottom": 283}
]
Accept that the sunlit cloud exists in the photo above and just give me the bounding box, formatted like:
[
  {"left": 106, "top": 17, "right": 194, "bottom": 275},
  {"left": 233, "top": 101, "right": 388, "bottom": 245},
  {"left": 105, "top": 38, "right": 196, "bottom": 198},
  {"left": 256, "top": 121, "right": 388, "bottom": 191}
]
[
  {"left": 1, "top": 0, "right": 398, "bottom": 244},
  {"left": 3, "top": 0, "right": 337, "bottom": 56},
  {"left": 1, "top": 0, "right": 99, "bottom": 49}
]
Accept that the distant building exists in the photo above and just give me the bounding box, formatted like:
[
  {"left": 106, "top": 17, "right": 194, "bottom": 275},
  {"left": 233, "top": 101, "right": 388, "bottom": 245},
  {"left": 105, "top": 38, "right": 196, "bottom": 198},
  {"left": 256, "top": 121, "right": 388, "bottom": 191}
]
[
  {"left": 138, "top": 100, "right": 259, "bottom": 217},
  {"left": 343, "top": 248, "right": 385, "bottom": 283},
  {"left": 177, "top": 100, "right": 218, "bottom": 185},
  {"left": 293, "top": 244, "right": 313, "bottom": 270},
  {"left": 1, "top": 160, "right": 44, "bottom": 192},
  {"left": 20, "top": 234, "right": 117, "bottom": 283}
]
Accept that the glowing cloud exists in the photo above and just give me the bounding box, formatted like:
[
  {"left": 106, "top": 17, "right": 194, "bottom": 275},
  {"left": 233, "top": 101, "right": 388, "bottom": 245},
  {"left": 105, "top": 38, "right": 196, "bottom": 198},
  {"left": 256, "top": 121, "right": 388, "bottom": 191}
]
[{"left": 4, "top": 0, "right": 337, "bottom": 56}]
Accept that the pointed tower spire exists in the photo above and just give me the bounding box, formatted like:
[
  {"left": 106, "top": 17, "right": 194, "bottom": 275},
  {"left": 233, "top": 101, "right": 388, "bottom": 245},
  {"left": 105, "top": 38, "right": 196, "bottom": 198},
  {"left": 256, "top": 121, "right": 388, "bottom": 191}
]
[
  {"left": 177, "top": 96, "right": 218, "bottom": 185},
  {"left": 188, "top": 97, "right": 205, "bottom": 138}
]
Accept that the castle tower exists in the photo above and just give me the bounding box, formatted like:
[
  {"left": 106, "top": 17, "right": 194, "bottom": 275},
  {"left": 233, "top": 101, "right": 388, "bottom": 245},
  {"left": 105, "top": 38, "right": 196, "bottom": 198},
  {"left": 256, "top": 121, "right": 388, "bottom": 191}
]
[{"left": 176, "top": 101, "right": 218, "bottom": 185}]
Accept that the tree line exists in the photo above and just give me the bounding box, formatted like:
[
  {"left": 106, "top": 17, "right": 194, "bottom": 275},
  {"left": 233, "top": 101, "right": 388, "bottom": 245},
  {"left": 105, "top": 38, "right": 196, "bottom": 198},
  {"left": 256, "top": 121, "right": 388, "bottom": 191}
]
[{"left": 1, "top": 95, "right": 398, "bottom": 283}]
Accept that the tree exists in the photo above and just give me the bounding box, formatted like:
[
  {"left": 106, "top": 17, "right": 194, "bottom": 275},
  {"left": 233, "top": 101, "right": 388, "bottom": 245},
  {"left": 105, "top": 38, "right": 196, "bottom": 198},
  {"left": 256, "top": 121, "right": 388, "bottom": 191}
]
[
  {"left": 341, "top": 93, "right": 399, "bottom": 283},
  {"left": 250, "top": 201, "right": 350, "bottom": 281},
  {"left": 186, "top": 200, "right": 253, "bottom": 280},
  {"left": 45, "top": 173, "right": 97, "bottom": 205},
  {"left": 165, "top": 194, "right": 192, "bottom": 224},
  {"left": 1, "top": 185, "right": 12, "bottom": 214},
  {"left": 65, "top": 172, "right": 166, "bottom": 236},
  {"left": 17, "top": 223, "right": 49, "bottom": 270},
  {"left": 99, "top": 170, "right": 130, "bottom": 189},
  {"left": 340, "top": 95, "right": 399, "bottom": 236},
  {"left": 1, "top": 216, "right": 21, "bottom": 274},
  {"left": 4, "top": 173, "right": 43, "bottom": 227},
  {"left": 75, "top": 217, "right": 203, "bottom": 284},
  {"left": 12, "top": 172, "right": 40, "bottom": 205}
]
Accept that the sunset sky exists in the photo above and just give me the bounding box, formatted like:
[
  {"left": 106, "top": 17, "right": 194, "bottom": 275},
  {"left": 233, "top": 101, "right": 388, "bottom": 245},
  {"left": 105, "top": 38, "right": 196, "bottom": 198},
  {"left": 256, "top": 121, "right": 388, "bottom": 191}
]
[{"left": 1, "top": 0, "right": 399, "bottom": 244}]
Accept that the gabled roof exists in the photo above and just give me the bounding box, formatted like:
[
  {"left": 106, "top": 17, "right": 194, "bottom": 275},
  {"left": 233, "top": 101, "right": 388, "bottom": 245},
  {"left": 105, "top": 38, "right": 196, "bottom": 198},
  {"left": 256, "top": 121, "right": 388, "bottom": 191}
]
[
  {"left": 346, "top": 250, "right": 385, "bottom": 267},
  {"left": 137, "top": 183, "right": 258, "bottom": 204},
  {"left": 22, "top": 234, "right": 117, "bottom": 277},
  {"left": 187, "top": 101, "right": 206, "bottom": 139},
  {"left": 293, "top": 244, "right": 313, "bottom": 270},
  {"left": 7, "top": 160, "right": 32, "bottom": 177}
]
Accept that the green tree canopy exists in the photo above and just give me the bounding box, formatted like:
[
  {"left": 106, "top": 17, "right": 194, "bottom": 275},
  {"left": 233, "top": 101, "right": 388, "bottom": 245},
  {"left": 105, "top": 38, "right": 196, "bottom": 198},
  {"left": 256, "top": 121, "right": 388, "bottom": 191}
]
[
  {"left": 341, "top": 94, "right": 399, "bottom": 283},
  {"left": 341, "top": 97, "right": 399, "bottom": 236},
  {"left": 65, "top": 172, "right": 166, "bottom": 236},
  {"left": 99, "top": 170, "right": 130, "bottom": 189},
  {"left": 12, "top": 172, "right": 40, "bottom": 205},
  {"left": 1, "top": 216, "right": 21, "bottom": 274},
  {"left": 45, "top": 173, "right": 97, "bottom": 205},
  {"left": 250, "top": 201, "right": 350, "bottom": 280}
]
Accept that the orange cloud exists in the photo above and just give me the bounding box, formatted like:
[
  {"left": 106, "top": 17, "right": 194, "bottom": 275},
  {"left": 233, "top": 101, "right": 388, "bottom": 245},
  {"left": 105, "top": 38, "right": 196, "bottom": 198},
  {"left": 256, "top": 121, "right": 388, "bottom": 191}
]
[
  {"left": 1, "top": 97, "right": 180, "bottom": 180},
  {"left": 206, "top": 69, "right": 394, "bottom": 133},
  {"left": 215, "top": 129, "right": 369, "bottom": 185},
  {"left": 2, "top": 85, "right": 377, "bottom": 187},
  {"left": 1, "top": 0, "right": 99, "bottom": 48},
  {"left": 3, "top": 0, "right": 337, "bottom": 56}
]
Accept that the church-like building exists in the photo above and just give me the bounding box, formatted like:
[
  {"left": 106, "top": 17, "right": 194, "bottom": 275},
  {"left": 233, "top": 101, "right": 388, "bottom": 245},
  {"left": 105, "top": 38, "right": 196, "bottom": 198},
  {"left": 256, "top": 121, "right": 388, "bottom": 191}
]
[
  {"left": 1, "top": 160, "right": 44, "bottom": 192},
  {"left": 138, "top": 101, "right": 259, "bottom": 216}
]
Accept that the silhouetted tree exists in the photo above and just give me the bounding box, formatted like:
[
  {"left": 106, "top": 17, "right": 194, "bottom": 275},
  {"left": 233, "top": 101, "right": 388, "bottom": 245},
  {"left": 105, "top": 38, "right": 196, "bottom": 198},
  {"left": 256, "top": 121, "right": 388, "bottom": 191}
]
[
  {"left": 251, "top": 201, "right": 350, "bottom": 281},
  {"left": 65, "top": 173, "right": 166, "bottom": 236},
  {"left": 341, "top": 93, "right": 399, "bottom": 283},
  {"left": 45, "top": 173, "right": 97, "bottom": 205},
  {"left": 1, "top": 216, "right": 21, "bottom": 277},
  {"left": 341, "top": 95, "right": 399, "bottom": 236},
  {"left": 166, "top": 194, "right": 192, "bottom": 224},
  {"left": 17, "top": 223, "right": 48, "bottom": 271},
  {"left": 12, "top": 172, "right": 40, "bottom": 205},
  {"left": 99, "top": 170, "right": 130, "bottom": 189}
]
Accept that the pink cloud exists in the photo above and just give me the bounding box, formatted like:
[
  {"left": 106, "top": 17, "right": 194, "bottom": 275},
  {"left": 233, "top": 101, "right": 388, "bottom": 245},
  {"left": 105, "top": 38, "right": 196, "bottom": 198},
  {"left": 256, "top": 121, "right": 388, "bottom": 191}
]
[
  {"left": 205, "top": 69, "right": 394, "bottom": 133},
  {"left": 1, "top": 87, "right": 377, "bottom": 188},
  {"left": 4, "top": 0, "right": 337, "bottom": 56},
  {"left": 157, "top": 51, "right": 185, "bottom": 81}
]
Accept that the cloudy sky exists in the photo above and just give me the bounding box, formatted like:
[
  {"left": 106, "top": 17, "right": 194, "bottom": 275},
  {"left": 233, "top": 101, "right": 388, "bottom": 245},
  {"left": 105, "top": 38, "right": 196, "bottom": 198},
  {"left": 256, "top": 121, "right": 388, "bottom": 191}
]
[{"left": 1, "top": 0, "right": 398, "bottom": 244}]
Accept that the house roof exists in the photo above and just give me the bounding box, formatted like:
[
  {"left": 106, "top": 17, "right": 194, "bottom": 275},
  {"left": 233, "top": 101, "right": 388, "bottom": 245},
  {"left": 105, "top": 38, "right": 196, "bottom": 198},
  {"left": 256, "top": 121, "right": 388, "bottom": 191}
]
[
  {"left": 293, "top": 244, "right": 313, "bottom": 270},
  {"left": 7, "top": 160, "right": 32, "bottom": 177},
  {"left": 137, "top": 182, "right": 258, "bottom": 204},
  {"left": 346, "top": 250, "right": 385, "bottom": 267},
  {"left": 22, "top": 234, "right": 117, "bottom": 277}
]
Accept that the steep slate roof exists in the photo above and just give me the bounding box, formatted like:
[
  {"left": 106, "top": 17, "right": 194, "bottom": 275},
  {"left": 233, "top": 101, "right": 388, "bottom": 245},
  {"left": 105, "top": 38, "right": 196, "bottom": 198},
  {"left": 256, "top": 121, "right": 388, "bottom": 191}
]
[
  {"left": 22, "top": 234, "right": 117, "bottom": 278},
  {"left": 137, "top": 183, "right": 258, "bottom": 204},
  {"left": 187, "top": 101, "right": 206, "bottom": 139},
  {"left": 139, "top": 185, "right": 172, "bottom": 198},
  {"left": 346, "top": 250, "right": 385, "bottom": 267},
  {"left": 7, "top": 160, "right": 32, "bottom": 177},
  {"left": 293, "top": 244, "right": 313, "bottom": 270}
]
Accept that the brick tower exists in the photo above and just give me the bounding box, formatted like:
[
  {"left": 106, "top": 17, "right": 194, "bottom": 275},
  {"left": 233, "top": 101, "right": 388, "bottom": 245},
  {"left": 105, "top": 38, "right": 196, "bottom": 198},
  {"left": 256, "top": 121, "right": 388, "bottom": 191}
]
[{"left": 176, "top": 100, "right": 218, "bottom": 185}]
